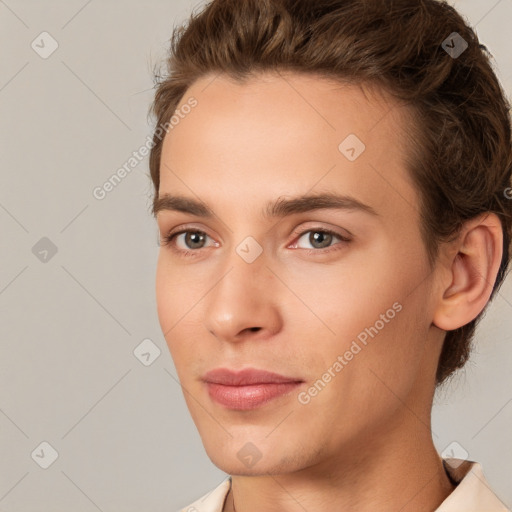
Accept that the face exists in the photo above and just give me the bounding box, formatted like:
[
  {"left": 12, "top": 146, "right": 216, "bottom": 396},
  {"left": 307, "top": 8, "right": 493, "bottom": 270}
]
[{"left": 155, "top": 72, "right": 443, "bottom": 476}]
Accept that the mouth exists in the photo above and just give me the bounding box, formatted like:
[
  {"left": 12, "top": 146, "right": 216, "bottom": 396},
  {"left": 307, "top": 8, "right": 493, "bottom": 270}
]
[{"left": 202, "top": 367, "right": 304, "bottom": 410}]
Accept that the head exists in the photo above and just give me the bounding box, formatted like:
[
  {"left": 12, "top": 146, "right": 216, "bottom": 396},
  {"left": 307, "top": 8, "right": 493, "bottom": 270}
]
[{"left": 149, "top": 0, "right": 512, "bottom": 476}]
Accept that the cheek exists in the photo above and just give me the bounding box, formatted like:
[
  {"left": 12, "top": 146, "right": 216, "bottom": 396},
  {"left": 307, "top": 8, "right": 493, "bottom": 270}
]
[
  {"left": 279, "top": 246, "right": 404, "bottom": 341},
  {"left": 325, "top": 261, "right": 431, "bottom": 407},
  {"left": 155, "top": 256, "right": 193, "bottom": 359},
  {"left": 155, "top": 255, "right": 198, "bottom": 331},
  {"left": 155, "top": 258, "right": 173, "bottom": 332},
  {"left": 155, "top": 255, "right": 211, "bottom": 372},
  {"left": 285, "top": 239, "right": 428, "bottom": 375}
]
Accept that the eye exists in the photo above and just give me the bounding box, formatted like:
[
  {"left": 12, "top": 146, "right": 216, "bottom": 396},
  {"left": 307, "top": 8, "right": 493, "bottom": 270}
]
[
  {"left": 175, "top": 231, "right": 211, "bottom": 250},
  {"left": 293, "top": 228, "right": 350, "bottom": 252},
  {"left": 160, "top": 229, "right": 218, "bottom": 255},
  {"left": 160, "top": 226, "right": 351, "bottom": 257}
]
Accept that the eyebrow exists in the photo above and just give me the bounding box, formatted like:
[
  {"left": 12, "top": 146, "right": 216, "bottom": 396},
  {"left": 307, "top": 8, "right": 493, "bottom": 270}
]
[{"left": 153, "top": 192, "right": 378, "bottom": 219}]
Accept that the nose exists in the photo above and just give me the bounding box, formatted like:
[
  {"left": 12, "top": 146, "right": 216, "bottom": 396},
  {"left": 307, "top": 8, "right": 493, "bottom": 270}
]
[{"left": 202, "top": 253, "right": 283, "bottom": 343}]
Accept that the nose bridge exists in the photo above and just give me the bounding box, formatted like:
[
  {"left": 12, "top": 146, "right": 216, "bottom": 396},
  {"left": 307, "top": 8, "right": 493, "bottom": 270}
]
[
  {"left": 202, "top": 242, "right": 280, "bottom": 340},
  {"left": 217, "top": 230, "right": 271, "bottom": 297}
]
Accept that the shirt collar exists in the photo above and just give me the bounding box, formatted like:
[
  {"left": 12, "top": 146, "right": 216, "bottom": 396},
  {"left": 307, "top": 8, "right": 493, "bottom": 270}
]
[{"left": 436, "top": 458, "right": 509, "bottom": 511}]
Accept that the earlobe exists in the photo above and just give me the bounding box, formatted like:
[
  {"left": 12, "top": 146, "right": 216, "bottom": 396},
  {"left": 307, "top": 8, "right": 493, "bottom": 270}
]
[{"left": 432, "top": 214, "right": 503, "bottom": 331}]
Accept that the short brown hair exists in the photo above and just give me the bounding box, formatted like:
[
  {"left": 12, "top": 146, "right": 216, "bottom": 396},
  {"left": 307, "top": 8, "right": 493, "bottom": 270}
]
[{"left": 148, "top": 0, "right": 512, "bottom": 386}]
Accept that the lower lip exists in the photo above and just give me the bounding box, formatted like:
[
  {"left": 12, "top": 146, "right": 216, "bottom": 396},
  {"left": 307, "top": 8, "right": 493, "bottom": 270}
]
[{"left": 205, "top": 382, "right": 302, "bottom": 410}]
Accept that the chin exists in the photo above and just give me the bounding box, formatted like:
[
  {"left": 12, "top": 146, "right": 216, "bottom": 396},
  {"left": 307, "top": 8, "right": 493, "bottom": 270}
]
[
  {"left": 204, "top": 439, "right": 307, "bottom": 477},
  {"left": 209, "top": 458, "right": 295, "bottom": 477}
]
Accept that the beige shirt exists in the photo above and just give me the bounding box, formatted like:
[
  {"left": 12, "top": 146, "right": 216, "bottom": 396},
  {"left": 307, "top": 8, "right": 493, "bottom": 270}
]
[{"left": 179, "top": 458, "right": 510, "bottom": 512}]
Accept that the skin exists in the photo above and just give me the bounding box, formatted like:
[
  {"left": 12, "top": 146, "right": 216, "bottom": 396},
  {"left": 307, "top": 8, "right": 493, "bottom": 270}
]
[{"left": 154, "top": 71, "right": 502, "bottom": 512}]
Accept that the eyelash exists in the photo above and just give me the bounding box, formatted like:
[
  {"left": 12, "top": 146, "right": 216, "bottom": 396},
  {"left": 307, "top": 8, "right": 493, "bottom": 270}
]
[{"left": 160, "top": 227, "right": 351, "bottom": 258}]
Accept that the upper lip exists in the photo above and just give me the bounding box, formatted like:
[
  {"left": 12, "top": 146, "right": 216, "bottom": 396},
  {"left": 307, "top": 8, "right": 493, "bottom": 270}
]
[{"left": 202, "top": 368, "right": 303, "bottom": 386}]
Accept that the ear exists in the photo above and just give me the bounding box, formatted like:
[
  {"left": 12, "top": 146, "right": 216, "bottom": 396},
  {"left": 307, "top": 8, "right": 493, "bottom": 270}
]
[{"left": 432, "top": 213, "right": 503, "bottom": 331}]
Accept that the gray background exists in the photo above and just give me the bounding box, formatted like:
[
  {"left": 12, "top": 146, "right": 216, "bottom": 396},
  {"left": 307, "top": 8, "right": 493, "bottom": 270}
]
[{"left": 0, "top": 0, "right": 511, "bottom": 510}]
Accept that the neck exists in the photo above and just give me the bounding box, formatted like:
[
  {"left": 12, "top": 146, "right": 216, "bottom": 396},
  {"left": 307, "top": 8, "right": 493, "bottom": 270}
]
[{"left": 224, "top": 420, "right": 455, "bottom": 512}]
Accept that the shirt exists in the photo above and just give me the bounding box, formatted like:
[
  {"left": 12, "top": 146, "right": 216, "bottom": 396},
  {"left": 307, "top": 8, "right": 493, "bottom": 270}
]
[{"left": 178, "top": 458, "right": 510, "bottom": 512}]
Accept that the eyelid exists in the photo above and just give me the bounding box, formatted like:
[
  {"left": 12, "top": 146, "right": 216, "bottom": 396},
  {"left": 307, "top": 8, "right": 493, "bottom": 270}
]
[
  {"left": 163, "top": 223, "right": 217, "bottom": 241},
  {"left": 289, "top": 220, "right": 352, "bottom": 240}
]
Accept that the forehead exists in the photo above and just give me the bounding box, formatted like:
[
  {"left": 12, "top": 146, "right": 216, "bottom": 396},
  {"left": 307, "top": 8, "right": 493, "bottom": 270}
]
[{"left": 158, "top": 72, "right": 419, "bottom": 224}]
